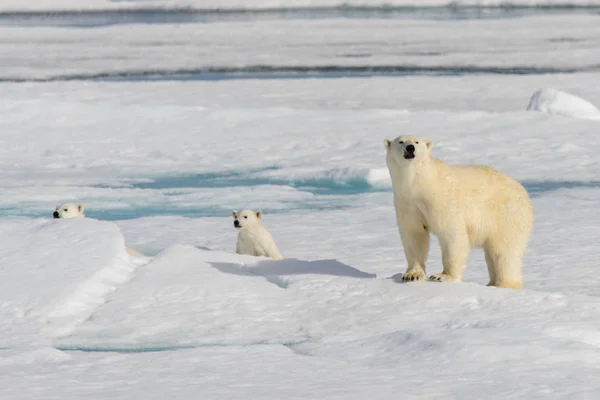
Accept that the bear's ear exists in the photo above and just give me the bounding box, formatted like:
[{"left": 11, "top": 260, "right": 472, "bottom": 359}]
[
  {"left": 232, "top": 210, "right": 238, "bottom": 218},
  {"left": 78, "top": 204, "right": 85, "bottom": 214},
  {"left": 256, "top": 210, "right": 263, "bottom": 219},
  {"left": 384, "top": 139, "right": 392, "bottom": 149},
  {"left": 425, "top": 140, "right": 434, "bottom": 150}
]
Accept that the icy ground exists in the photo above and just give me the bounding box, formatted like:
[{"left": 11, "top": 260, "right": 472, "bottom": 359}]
[
  {"left": 1, "top": 6, "right": 600, "bottom": 400},
  {"left": 2, "top": 15, "right": 600, "bottom": 80},
  {"left": 3, "top": 0, "right": 600, "bottom": 11}
]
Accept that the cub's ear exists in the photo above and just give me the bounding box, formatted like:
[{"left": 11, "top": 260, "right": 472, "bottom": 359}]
[
  {"left": 384, "top": 139, "right": 392, "bottom": 149},
  {"left": 78, "top": 204, "right": 85, "bottom": 214},
  {"left": 425, "top": 140, "right": 434, "bottom": 150},
  {"left": 232, "top": 210, "right": 238, "bottom": 218},
  {"left": 256, "top": 210, "right": 263, "bottom": 219}
]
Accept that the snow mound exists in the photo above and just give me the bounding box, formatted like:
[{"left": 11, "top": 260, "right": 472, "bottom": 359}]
[
  {"left": 258, "top": 166, "right": 392, "bottom": 192},
  {"left": 0, "top": 347, "right": 71, "bottom": 366},
  {"left": 526, "top": 88, "right": 600, "bottom": 120},
  {"left": 55, "top": 245, "right": 382, "bottom": 350},
  {"left": 0, "top": 217, "right": 146, "bottom": 347}
]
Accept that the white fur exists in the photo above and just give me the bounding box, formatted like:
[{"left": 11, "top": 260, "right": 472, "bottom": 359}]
[
  {"left": 384, "top": 135, "right": 533, "bottom": 289},
  {"left": 232, "top": 209, "right": 283, "bottom": 260},
  {"left": 52, "top": 203, "right": 145, "bottom": 258},
  {"left": 54, "top": 203, "right": 85, "bottom": 219}
]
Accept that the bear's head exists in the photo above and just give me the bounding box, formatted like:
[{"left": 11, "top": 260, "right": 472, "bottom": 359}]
[
  {"left": 384, "top": 135, "right": 433, "bottom": 166},
  {"left": 53, "top": 203, "right": 85, "bottom": 219},
  {"left": 232, "top": 209, "right": 263, "bottom": 229}
]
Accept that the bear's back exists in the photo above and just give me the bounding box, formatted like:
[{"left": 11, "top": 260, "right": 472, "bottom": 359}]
[
  {"left": 449, "top": 164, "right": 529, "bottom": 199},
  {"left": 448, "top": 163, "right": 532, "bottom": 245}
]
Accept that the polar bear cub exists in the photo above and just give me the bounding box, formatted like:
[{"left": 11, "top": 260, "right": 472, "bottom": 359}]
[
  {"left": 232, "top": 209, "right": 283, "bottom": 260},
  {"left": 53, "top": 203, "right": 144, "bottom": 257},
  {"left": 384, "top": 135, "right": 533, "bottom": 289},
  {"left": 53, "top": 203, "right": 85, "bottom": 219}
]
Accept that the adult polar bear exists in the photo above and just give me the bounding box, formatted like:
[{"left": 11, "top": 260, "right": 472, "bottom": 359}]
[{"left": 384, "top": 135, "right": 533, "bottom": 289}]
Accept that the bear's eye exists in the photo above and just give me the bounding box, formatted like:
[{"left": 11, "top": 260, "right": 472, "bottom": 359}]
[
  {"left": 398, "top": 141, "right": 404, "bottom": 144},
  {"left": 415, "top": 141, "right": 419, "bottom": 144},
  {"left": 244, "top": 216, "right": 248, "bottom": 219},
  {"left": 64, "top": 208, "right": 68, "bottom": 212}
]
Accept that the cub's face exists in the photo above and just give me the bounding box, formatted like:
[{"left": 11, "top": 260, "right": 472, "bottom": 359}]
[
  {"left": 53, "top": 203, "right": 85, "bottom": 219},
  {"left": 232, "top": 209, "right": 263, "bottom": 229},
  {"left": 384, "top": 135, "right": 433, "bottom": 166}
]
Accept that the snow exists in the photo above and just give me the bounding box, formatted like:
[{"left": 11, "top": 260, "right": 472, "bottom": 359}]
[
  {"left": 3, "top": 221, "right": 600, "bottom": 398},
  {"left": 2, "top": 76, "right": 600, "bottom": 222},
  {"left": 527, "top": 88, "right": 600, "bottom": 119},
  {"left": 0, "top": 217, "right": 146, "bottom": 348},
  {"left": 2, "top": 16, "right": 600, "bottom": 81},
  {"left": 2, "top": 0, "right": 600, "bottom": 12},
  {"left": 2, "top": 5, "right": 600, "bottom": 400}
]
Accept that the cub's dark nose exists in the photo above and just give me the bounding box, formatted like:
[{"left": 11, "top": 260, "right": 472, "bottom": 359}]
[
  {"left": 53, "top": 211, "right": 59, "bottom": 219},
  {"left": 234, "top": 220, "right": 240, "bottom": 227},
  {"left": 405, "top": 144, "right": 415, "bottom": 153}
]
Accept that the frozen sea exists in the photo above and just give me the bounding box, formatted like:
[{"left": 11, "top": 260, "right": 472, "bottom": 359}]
[{"left": 1, "top": 2, "right": 600, "bottom": 399}]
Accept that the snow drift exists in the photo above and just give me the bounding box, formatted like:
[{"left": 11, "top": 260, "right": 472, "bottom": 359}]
[
  {"left": 0, "top": 218, "right": 145, "bottom": 347},
  {"left": 526, "top": 88, "right": 600, "bottom": 120}
]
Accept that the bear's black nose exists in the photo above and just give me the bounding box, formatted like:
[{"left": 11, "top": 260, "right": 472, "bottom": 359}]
[
  {"left": 405, "top": 144, "right": 415, "bottom": 153},
  {"left": 53, "top": 211, "right": 59, "bottom": 219},
  {"left": 234, "top": 220, "right": 240, "bottom": 227}
]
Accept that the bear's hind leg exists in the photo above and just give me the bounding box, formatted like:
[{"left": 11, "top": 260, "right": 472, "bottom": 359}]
[
  {"left": 429, "top": 231, "right": 469, "bottom": 283},
  {"left": 484, "top": 246, "right": 497, "bottom": 287},
  {"left": 489, "top": 248, "right": 523, "bottom": 290},
  {"left": 489, "top": 197, "right": 531, "bottom": 290},
  {"left": 399, "top": 224, "right": 430, "bottom": 282}
]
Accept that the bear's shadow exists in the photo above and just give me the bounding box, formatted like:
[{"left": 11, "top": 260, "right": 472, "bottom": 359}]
[{"left": 209, "top": 258, "right": 376, "bottom": 280}]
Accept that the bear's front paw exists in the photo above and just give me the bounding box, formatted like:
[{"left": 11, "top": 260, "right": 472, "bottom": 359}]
[
  {"left": 401, "top": 270, "right": 426, "bottom": 282},
  {"left": 428, "top": 273, "right": 460, "bottom": 283}
]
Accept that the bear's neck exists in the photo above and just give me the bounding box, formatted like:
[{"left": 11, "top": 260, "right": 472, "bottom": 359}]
[
  {"left": 390, "top": 156, "right": 439, "bottom": 199},
  {"left": 240, "top": 225, "right": 266, "bottom": 233}
]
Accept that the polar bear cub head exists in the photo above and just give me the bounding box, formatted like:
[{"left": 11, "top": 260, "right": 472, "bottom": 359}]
[
  {"left": 232, "top": 209, "right": 263, "bottom": 229},
  {"left": 53, "top": 203, "right": 85, "bottom": 219},
  {"left": 384, "top": 135, "right": 434, "bottom": 166}
]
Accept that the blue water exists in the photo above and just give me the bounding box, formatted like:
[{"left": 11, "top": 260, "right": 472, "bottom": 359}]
[
  {"left": 55, "top": 344, "right": 198, "bottom": 353},
  {"left": 127, "top": 167, "right": 382, "bottom": 196},
  {"left": 55, "top": 340, "right": 307, "bottom": 353},
  {"left": 85, "top": 202, "right": 352, "bottom": 220},
  {"left": 72, "top": 168, "right": 381, "bottom": 219},
  {"left": 127, "top": 169, "right": 600, "bottom": 200},
  {"left": 13, "top": 202, "right": 354, "bottom": 221},
  {"left": 522, "top": 180, "right": 600, "bottom": 198},
  {"left": 86, "top": 178, "right": 600, "bottom": 220},
  {"left": 1, "top": 6, "right": 598, "bottom": 28},
  {"left": 6, "top": 166, "right": 600, "bottom": 220},
  {"left": 123, "top": 170, "right": 600, "bottom": 199},
  {"left": 3, "top": 64, "right": 581, "bottom": 83},
  {"left": 87, "top": 65, "right": 573, "bottom": 83}
]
